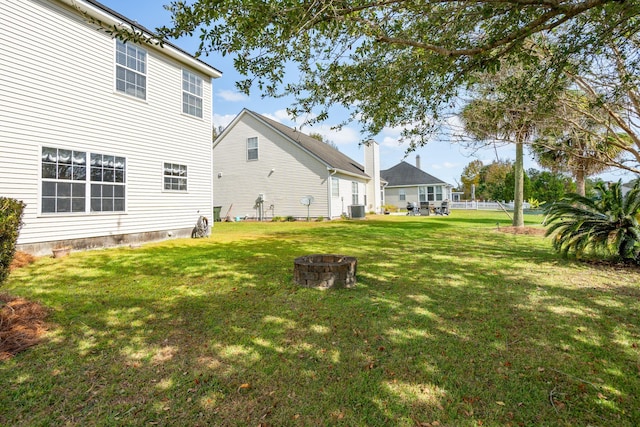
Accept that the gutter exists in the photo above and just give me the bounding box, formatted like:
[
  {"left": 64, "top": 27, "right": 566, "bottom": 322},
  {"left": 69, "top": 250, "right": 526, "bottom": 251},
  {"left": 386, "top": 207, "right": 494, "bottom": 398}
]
[{"left": 327, "top": 168, "right": 337, "bottom": 219}]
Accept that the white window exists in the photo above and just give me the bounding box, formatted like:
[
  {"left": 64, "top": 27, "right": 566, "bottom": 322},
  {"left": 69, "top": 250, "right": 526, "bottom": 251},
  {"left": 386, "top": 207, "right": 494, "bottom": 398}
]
[
  {"left": 419, "top": 187, "right": 426, "bottom": 202},
  {"left": 90, "top": 153, "right": 126, "bottom": 212},
  {"left": 115, "top": 40, "right": 147, "bottom": 100},
  {"left": 331, "top": 176, "right": 339, "bottom": 198},
  {"left": 164, "top": 163, "right": 188, "bottom": 191},
  {"left": 41, "top": 147, "right": 126, "bottom": 213},
  {"left": 351, "top": 182, "right": 359, "bottom": 205},
  {"left": 399, "top": 189, "right": 406, "bottom": 201},
  {"left": 41, "top": 147, "right": 86, "bottom": 213},
  {"left": 425, "top": 186, "right": 444, "bottom": 202},
  {"left": 247, "top": 137, "right": 258, "bottom": 161},
  {"left": 182, "top": 69, "right": 203, "bottom": 118}
]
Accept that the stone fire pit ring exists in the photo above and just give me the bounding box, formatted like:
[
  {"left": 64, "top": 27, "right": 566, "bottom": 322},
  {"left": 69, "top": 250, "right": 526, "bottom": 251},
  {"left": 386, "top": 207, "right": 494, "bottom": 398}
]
[{"left": 293, "top": 254, "right": 357, "bottom": 289}]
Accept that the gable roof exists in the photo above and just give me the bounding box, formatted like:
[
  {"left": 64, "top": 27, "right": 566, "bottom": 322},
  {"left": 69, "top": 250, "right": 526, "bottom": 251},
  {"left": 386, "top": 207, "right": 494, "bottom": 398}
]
[
  {"left": 218, "top": 109, "right": 369, "bottom": 179},
  {"left": 381, "top": 161, "right": 448, "bottom": 187},
  {"left": 62, "top": 0, "right": 222, "bottom": 78}
]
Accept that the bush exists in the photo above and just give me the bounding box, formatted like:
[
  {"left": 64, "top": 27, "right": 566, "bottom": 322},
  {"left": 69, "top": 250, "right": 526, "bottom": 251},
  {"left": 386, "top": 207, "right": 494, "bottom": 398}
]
[
  {"left": 544, "top": 181, "right": 640, "bottom": 262},
  {"left": 284, "top": 216, "right": 297, "bottom": 222},
  {"left": 1, "top": 198, "right": 26, "bottom": 285}
]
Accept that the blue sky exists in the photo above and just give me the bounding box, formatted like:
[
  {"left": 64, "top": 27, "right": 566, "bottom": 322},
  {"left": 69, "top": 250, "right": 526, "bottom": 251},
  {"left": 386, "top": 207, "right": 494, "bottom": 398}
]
[{"left": 99, "top": 0, "right": 632, "bottom": 187}]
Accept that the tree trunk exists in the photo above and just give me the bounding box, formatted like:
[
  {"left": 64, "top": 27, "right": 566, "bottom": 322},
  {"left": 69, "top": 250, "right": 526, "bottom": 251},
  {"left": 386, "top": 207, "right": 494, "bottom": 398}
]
[
  {"left": 575, "top": 168, "right": 586, "bottom": 197},
  {"left": 512, "top": 141, "right": 525, "bottom": 227}
]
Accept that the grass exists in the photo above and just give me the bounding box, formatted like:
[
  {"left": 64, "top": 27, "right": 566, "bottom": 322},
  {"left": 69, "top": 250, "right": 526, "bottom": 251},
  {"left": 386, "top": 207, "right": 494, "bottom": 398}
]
[{"left": 1, "top": 211, "right": 639, "bottom": 426}]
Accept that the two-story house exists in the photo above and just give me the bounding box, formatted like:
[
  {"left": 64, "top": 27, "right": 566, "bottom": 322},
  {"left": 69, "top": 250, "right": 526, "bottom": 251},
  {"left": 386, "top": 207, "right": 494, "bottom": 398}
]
[{"left": 0, "top": 0, "right": 222, "bottom": 255}]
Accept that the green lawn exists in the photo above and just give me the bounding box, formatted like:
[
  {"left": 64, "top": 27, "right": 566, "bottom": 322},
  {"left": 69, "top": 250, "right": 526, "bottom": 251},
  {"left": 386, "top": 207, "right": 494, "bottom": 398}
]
[{"left": 2, "top": 211, "right": 639, "bottom": 426}]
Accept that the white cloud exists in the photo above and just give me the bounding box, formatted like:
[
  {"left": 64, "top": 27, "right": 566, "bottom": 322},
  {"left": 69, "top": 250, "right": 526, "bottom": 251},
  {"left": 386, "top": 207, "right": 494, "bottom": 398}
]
[
  {"left": 212, "top": 113, "right": 237, "bottom": 129},
  {"left": 217, "top": 90, "right": 247, "bottom": 102}
]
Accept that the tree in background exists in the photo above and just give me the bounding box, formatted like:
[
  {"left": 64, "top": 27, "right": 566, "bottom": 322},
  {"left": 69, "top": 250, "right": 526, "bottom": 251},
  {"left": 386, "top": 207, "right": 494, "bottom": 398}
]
[
  {"left": 143, "top": 0, "right": 639, "bottom": 151},
  {"left": 309, "top": 132, "right": 340, "bottom": 151},
  {"left": 528, "top": 169, "right": 575, "bottom": 204},
  {"left": 477, "top": 160, "right": 513, "bottom": 201},
  {"left": 460, "top": 160, "right": 483, "bottom": 200},
  {"left": 531, "top": 90, "right": 627, "bottom": 196}
]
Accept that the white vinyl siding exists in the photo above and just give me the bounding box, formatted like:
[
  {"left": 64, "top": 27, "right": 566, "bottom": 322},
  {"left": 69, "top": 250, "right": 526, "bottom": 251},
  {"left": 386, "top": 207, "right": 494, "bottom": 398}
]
[
  {"left": 182, "top": 69, "right": 203, "bottom": 118},
  {"left": 247, "top": 137, "right": 258, "bottom": 161},
  {"left": 0, "top": 0, "right": 215, "bottom": 252},
  {"left": 115, "top": 40, "right": 147, "bottom": 100},
  {"left": 213, "top": 112, "right": 368, "bottom": 219}
]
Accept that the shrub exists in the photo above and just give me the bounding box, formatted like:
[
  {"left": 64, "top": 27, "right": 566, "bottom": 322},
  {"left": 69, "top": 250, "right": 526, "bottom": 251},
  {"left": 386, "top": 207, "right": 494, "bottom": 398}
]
[
  {"left": 544, "top": 181, "right": 640, "bottom": 262},
  {"left": 285, "top": 216, "right": 297, "bottom": 222},
  {"left": 315, "top": 216, "right": 324, "bottom": 222},
  {"left": 1, "top": 198, "right": 26, "bottom": 285},
  {"left": 271, "top": 216, "right": 283, "bottom": 222}
]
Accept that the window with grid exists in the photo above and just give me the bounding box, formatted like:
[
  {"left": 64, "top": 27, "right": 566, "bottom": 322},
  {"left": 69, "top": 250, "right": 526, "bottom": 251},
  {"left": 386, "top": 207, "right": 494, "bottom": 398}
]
[
  {"left": 90, "top": 153, "right": 126, "bottom": 212},
  {"left": 427, "top": 186, "right": 435, "bottom": 201},
  {"left": 351, "top": 182, "right": 359, "bottom": 205},
  {"left": 331, "top": 177, "right": 339, "bottom": 198},
  {"left": 115, "top": 40, "right": 147, "bottom": 100},
  {"left": 435, "top": 186, "right": 443, "bottom": 201},
  {"left": 419, "top": 187, "right": 426, "bottom": 202},
  {"left": 182, "top": 70, "right": 203, "bottom": 118},
  {"left": 41, "top": 147, "right": 87, "bottom": 213},
  {"left": 247, "top": 137, "right": 258, "bottom": 161},
  {"left": 399, "top": 189, "right": 406, "bottom": 201},
  {"left": 164, "top": 163, "right": 188, "bottom": 191}
]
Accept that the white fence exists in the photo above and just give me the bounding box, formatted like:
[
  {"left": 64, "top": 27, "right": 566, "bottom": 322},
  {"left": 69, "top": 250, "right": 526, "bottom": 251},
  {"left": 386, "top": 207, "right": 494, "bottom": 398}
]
[{"left": 450, "top": 201, "right": 531, "bottom": 211}]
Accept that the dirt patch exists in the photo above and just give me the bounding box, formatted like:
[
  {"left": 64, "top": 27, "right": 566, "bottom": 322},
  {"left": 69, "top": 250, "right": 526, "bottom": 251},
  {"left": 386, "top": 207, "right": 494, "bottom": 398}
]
[
  {"left": 0, "top": 293, "right": 49, "bottom": 361},
  {"left": 9, "top": 251, "right": 36, "bottom": 271},
  {"left": 496, "top": 226, "right": 547, "bottom": 236}
]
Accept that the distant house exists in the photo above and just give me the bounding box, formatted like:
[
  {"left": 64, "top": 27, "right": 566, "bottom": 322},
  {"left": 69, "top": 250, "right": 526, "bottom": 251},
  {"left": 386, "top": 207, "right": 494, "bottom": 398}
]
[
  {"left": 212, "top": 109, "right": 382, "bottom": 219},
  {"left": 0, "top": 0, "right": 222, "bottom": 255},
  {"left": 381, "top": 157, "right": 453, "bottom": 209}
]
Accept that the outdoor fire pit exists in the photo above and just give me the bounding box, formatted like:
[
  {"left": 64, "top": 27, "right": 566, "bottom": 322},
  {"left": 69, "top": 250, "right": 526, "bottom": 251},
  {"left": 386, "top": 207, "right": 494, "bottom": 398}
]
[{"left": 293, "top": 254, "right": 357, "bottom": 289}]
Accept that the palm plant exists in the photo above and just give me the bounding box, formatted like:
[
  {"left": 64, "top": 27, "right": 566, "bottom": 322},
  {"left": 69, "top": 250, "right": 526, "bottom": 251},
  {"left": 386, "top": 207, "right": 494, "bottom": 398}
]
[{"left": 544, "top": 180, "right": 640, "bottom": 262}]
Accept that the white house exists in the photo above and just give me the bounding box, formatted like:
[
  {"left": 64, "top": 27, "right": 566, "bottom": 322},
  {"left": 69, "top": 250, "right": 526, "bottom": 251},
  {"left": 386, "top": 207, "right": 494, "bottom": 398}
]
[
  {"left": 212, "top": 109, "right": 382, "bottom": 220},
  {"left": 0, "top": 0, "right": 222, "bottom": 255},
  {"left": 381, "top": 156, "right": 453, "bottom": 210}
]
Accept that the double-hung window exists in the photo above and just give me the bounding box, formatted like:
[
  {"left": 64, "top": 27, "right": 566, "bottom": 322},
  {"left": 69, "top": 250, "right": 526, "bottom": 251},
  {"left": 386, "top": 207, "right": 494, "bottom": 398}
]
[
  {"left": 351, "top": 182, "right": 359, "bottom": 205},
  {"left": 90, "top": 154, "right": 126, "bottom": 212},
  {"left": 164, "top": 163, "right": 188, "bottom": 191},
  {"left": 41, "top": 147, "right": 87, "bottom": 213},
  {"left": 419, "top": 187, "right": 426, "bottom": 202},
  {"left": 331, "top": 177, "right": 339, "bottom": 198},
  {"left": 427, "top": 186, "right": 435, "bottom": 201},
  {"left": 182, "top": 70, "right": 203, "bottom": 118},
  {"left": 115, "top": 40, "right": 147, "bottom": 100},
  {"left": 399, "top": 189, "right": 406, "bottom": 201},
  {"left": 247, "top": 137, "right": 258, "bottom": 161}
]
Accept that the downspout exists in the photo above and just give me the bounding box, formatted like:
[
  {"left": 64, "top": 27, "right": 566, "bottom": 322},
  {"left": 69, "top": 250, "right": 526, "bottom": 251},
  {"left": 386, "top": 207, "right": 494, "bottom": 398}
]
[{"left": 328, "top": 168, "right": 337, "bottom": 219}]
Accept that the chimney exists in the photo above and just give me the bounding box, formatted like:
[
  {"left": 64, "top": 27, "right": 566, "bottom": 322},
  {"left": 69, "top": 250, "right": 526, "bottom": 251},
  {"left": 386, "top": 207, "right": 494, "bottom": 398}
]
[
  {"left": 364, "top": 140, "right": 382, "bottom": 213},
  {"left": 416, "top": 155, "right": 421, "bottom": 170}
]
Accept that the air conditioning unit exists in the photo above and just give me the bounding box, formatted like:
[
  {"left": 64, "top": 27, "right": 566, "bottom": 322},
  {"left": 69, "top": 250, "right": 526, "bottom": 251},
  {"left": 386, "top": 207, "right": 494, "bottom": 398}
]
[{"left": 349, "top": 204, "right": 366, "bottom": 219}]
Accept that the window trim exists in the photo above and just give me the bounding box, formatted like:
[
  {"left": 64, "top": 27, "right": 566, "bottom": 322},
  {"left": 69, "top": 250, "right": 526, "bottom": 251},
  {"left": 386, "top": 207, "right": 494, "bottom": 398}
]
[
  {"left": 247, "top": 137, "right": 259, "bottom": 161},
  {"left": 40, "top": 146, "right": 127, "bottom": 215},
  {"left": 351, "top": 181, "right": 359, "bottom": 205},
  {"left": 331, "top": 176, "right": 339, "bottom": 198},
  {"left": 163, "top": 162, "right": 188, "bottom": 192},
  {"left": 182, "top": 69, "right": 203, "bottom": 118},
  {"left": 114, "top": 39, "right": 147, "bottom": 100}
]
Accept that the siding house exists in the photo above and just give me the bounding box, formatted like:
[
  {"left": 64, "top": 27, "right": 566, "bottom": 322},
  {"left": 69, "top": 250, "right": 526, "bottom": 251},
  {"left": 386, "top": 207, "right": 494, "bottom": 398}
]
[
  {"left": 212, "top": 109, "right": 382, "bottom": 220},
  {"left": 0, "top": 0, "right": 222, "bottom": 255},
  {"left": 381, "top": 157, "right": 453, "bottom": 211}
]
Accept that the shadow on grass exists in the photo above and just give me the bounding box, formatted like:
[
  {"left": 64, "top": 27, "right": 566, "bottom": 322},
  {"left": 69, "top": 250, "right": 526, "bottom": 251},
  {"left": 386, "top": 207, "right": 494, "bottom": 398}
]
[{"left": 1, "top": 219, "right": 639, "bottom": 426}]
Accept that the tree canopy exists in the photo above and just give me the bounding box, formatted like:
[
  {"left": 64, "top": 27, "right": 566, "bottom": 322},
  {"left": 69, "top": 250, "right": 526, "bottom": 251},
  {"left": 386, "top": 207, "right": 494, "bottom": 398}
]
[{"left": 155, "top": 0, "right": 640, "bottom": 146}]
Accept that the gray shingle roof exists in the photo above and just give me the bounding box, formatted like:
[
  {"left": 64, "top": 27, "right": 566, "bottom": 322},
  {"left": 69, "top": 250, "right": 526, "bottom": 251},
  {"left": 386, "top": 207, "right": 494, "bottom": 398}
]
[
  {"left": 381, "top": 161, "right": 447, "bottom": 186},
  {"left": 248, "top": 110, "right": 368, "bottom": 178}
]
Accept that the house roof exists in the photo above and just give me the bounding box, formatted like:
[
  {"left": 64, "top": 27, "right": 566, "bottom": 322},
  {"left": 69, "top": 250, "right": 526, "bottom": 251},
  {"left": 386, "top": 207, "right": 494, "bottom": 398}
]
[
  {"left": 64, "top": 0, "right": 222, "bottom": 78},
  {"left": 381, "top": 161, "right": 448, "bottom": 187},
  {"left": 236, "top": 109, "right": 369, "bottom": 179}
]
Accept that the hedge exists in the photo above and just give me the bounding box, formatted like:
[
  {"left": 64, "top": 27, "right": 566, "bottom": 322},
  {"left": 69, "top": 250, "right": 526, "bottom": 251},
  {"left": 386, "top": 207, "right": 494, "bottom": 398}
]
[{"left": 0, "top": 197, "right": 26, "bottom": 285}]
